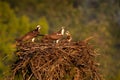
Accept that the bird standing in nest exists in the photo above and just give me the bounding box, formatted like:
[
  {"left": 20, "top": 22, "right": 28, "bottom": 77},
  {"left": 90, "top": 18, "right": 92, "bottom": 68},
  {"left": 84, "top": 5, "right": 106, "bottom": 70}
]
[
  {"left": 65, "top": 31, "right": 72, "bottom": 42},
  {"left": 16, "top": 25, "right": 41, "bottom": 43},
  {"left": 41, "top": 27, "right": 65, "bottom": 43}
]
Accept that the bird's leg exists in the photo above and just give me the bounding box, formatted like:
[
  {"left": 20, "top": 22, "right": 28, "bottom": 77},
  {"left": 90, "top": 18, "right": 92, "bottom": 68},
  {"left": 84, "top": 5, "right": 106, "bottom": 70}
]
[{"left": 32, "top": 38, "right": 35, "bottom": 42}]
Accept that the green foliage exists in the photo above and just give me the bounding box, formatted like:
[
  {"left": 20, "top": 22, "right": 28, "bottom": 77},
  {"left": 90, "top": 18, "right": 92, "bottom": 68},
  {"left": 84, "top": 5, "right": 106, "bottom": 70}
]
[
  {"left": 0, "top": 1, "right": 49, "bottom": 79},
  {"left": 0, "top": 0, "right": 119, "bottom": 80},
  {"left": 38, "top": 16, "right": 49, "bottom": 34}
]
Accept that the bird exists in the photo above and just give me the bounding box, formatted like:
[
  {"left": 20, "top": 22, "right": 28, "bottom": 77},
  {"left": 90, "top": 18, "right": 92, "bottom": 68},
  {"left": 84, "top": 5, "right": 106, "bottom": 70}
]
[
  {"left": 65, "top": 31, "right": 72, "bottom": 42},
  {"left": 41, "top": 27, "right": 65, "bottom": 43},
  {"left": 16, "top": 25, "right": 41, "bottom": 43}
]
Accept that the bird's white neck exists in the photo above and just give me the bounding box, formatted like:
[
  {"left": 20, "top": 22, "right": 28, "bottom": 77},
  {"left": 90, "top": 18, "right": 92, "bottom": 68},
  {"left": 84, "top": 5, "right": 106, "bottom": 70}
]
[
  {"left": 61, "top": 28, "right": 64, "bottom": 35},
  {"left": 37, "top": 25, "right": 41, "bottom": 31}
]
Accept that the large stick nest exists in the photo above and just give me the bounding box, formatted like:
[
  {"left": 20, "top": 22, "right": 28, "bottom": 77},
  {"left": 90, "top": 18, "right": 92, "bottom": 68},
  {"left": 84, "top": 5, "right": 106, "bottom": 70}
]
[{"left": 7, "top": 40, "right": 102, "bottom": 80}]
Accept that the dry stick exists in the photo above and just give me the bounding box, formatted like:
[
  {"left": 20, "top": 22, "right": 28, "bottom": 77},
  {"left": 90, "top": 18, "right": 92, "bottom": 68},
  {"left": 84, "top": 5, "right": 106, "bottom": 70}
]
[
  {"left": 93, "top": 69, "right": 102, "bottom": 80},
  {"left": 13, "top": 41, "right": 101, "bottom": 80},
  {"left": 30, "top": 62, "right": 40, "bottom": 80},
  {"left": 29, "top": 52, "right": 43, "bottom": 80},
  {"left": 60, "top": 46, "right": 95, "bottom": 79},
  {"left": 83, "top": 36, "right": 94, "bottom": 43},
  {"left": 11, "top": 57, "right": 30, "bottom": 80},
  {"left": 30, "top": 54, "right": 57, "bottom": 80},
  {"left": 37, "top": 57, "right": 57, "bottom": 71},
  {"left": 22, "top": 68, "right": 27, "bottom": 80},
  {"left": 27, "top": 73, "right": 33, "bottom": 80},
  {"left": 57, "top": 48, "right": 74, "bottom": 64},
  {"left": 48, "top": 57, "right": 63, "bottom": 79},
  {"left": 10, "top": 61, "right": 24, "bottom": 80}
]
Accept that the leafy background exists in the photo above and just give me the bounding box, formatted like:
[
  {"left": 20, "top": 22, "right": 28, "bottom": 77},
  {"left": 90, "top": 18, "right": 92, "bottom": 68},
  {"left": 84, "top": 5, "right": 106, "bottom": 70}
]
[{"left": 0, "top": 0, "right": 120, "bottom": 80}]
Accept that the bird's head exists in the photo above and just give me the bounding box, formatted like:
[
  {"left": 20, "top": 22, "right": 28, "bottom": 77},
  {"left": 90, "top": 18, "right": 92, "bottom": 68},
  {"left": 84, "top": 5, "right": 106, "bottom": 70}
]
[
  {"left": 61, "top": 27, "right": 65, "bottom": 35},
  {"left": 65, "top": 31, "right": 70, "bottom": 35},
  {"left": 36, "top": 25, "right": 41, "bottom": 31}
]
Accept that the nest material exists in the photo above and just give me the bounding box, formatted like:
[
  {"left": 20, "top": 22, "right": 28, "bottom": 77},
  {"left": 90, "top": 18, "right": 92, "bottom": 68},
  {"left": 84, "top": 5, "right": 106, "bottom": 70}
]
[{"left": 8, "top": 40, "right": 102, "bottom": 80}]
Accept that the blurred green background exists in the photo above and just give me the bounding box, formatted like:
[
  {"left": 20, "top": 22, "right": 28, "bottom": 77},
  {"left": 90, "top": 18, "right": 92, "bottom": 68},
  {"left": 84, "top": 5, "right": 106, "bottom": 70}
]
[{"left": 0, "top": 0, "right": 120, "bottom": 80}]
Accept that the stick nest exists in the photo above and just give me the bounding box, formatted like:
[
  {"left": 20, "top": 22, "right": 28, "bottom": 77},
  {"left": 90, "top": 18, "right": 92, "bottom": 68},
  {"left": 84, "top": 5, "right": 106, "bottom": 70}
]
[{"left": 7, "top": 40, "right": 102, "bottom": 80}]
